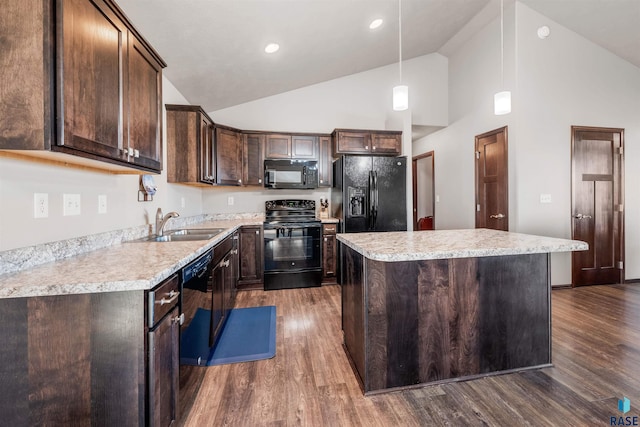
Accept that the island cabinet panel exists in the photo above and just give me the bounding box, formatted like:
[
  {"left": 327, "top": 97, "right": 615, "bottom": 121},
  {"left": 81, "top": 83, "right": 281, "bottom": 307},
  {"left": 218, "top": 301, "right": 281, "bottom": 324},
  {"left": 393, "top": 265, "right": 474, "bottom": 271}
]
[
  {"left": 0, "top": 291, "right": 145, "bottom": 425},
  {"left": 341, "top": 245, "right": 551, "bottom": 394},
  {"left": 341, "top": 244, "right": 366, "bottom": 387}
]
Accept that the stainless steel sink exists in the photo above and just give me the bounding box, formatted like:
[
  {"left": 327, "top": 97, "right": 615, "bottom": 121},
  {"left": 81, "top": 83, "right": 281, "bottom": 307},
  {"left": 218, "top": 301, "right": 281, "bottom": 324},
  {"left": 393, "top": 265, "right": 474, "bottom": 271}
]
[
  {"left": 166, "top": 228, "right": 227, "bottom": 236},
  {"left": 131, "top": 227, "right": 227, "bottom": 242}
]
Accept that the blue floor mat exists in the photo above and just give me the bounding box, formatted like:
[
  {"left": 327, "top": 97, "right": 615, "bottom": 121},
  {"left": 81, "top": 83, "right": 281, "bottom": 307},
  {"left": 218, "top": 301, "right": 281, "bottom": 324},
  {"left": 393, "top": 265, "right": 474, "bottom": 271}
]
[{"left": 180, "top": 306, "right": 276, "bottom": 366}]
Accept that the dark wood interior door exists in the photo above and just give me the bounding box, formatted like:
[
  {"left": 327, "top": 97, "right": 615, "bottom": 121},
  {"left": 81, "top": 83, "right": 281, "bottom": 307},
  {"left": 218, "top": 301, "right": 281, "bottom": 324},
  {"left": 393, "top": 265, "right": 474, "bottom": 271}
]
[
  {"left": 571, "top": 126, "right": 624, "bottom": 286},
  {"left": 475, "top": 127, "right": 508, "bottom": 231}
]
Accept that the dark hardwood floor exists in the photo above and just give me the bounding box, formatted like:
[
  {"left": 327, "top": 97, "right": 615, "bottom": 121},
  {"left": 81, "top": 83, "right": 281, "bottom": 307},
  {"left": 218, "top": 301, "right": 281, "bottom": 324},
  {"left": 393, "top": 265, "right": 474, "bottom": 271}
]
[{"left": 182, "top": 283, "right": 640, "bottom": 426}]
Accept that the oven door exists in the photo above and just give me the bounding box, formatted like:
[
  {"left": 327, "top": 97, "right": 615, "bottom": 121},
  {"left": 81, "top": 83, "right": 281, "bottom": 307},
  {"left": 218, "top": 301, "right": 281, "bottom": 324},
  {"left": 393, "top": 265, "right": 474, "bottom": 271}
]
[{"left": 263, "top": 223, "right": 321, "bottom": 272}]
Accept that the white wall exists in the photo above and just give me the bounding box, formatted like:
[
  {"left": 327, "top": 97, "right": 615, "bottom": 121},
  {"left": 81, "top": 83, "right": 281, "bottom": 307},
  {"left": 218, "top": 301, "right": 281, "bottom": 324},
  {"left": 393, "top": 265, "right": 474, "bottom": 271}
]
[
  {"left": 0, "top": 77, "right": 203, "bottom": 251},
  {"left": 515, "top": 2, "right": 640, "bottom": 281},
  {"left": 413, "top": 2, "right": 640, "bottom": 284},
  {"left": 413, "top": 4, "right": 516, "bottom": 230},
  {"left": 210, "top": 54, "right": 448, "bottom": 133}
]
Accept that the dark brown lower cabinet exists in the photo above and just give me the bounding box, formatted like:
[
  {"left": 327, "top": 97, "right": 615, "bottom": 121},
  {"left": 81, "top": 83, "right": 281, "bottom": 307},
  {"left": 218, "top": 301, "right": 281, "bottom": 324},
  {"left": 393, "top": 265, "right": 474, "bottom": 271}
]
[
  {"left": 147, "top": 274, "right": 181, "bottom": 427},
  {"left": 148, "top": 305, "right": 180, "bottom": 426},
  {"left": 0, "top": 275, "right": 181, "bottom": 426},
  {"left": 322, "top": 223, "right": 337, "bottom": 284},
  {"left": 237, "top": 226, "right": 264, "bottom": 290}
]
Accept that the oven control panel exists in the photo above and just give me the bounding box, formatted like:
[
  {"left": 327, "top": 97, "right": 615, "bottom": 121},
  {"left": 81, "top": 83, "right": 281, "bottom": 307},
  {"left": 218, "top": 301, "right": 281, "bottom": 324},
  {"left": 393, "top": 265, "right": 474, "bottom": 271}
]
[{"left": 265, "top": 199, "right": 315, "bottom": 211}]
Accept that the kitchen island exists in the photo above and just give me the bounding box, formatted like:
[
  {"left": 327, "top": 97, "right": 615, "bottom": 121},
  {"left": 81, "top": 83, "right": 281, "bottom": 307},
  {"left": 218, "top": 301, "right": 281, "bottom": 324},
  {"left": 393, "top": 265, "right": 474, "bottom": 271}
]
[{"left": 337, "top": 229, "right": 587, "bottom": 394}]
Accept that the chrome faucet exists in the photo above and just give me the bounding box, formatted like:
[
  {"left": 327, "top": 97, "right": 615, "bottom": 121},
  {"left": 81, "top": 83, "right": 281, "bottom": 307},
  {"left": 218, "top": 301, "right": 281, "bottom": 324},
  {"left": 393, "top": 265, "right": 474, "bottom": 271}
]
[{"left": 155, "top": 208, "right": 180, "bottom": 236}]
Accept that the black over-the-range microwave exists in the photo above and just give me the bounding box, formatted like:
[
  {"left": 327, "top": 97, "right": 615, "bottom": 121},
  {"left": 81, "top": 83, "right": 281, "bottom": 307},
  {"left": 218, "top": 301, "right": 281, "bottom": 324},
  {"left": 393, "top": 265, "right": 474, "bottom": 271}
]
[{"left": 264, "top": 159, "right": 318, "bottom": 189}]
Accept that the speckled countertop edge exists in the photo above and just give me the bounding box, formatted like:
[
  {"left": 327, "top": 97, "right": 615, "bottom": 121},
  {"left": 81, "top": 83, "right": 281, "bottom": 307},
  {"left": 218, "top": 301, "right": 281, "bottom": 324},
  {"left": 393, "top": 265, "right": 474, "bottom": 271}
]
[
  {"left": 336, "top": 229, "right": 588, "bottom": 262},
  {"left": 0, "top": 216, "right": 264, "bottom": 299}
]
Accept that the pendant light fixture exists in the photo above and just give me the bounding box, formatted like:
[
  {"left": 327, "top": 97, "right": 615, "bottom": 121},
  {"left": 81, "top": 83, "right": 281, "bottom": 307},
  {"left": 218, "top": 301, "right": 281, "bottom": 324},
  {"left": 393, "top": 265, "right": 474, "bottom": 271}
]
[
  {"left": 494, "top": 0, "right": 511, "bottom": 115},
  {"left": 393, "top": 0, "right": 408, "bottom": 111}
]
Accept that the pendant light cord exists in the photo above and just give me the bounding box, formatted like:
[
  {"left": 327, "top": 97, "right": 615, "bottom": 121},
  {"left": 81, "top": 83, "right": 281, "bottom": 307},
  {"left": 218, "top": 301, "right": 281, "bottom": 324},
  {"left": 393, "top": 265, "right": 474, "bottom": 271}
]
[
  {"left": 398, "top": 0, "right": 402, "bottom": 83},
  {"left": 500, "top": 0, "right": 504, "bottom": 88}
]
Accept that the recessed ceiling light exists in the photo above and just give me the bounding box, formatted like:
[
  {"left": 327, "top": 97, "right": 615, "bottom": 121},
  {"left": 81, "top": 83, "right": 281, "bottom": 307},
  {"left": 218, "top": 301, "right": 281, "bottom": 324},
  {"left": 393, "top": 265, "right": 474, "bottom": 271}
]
[
  {"left": 264, "top": 43, "right": 280, "bottom": 54},
  {"left": 369, "top": 18, "right": 383, "bottom": 30}
]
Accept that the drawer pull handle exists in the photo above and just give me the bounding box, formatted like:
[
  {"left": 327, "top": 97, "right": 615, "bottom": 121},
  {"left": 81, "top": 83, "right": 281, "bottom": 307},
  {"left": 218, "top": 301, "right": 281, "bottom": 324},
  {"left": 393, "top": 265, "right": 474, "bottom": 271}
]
[
  {"left": 157, "top": 290, "right": 180, "bottom": 306},
  {"left": 174, "top": 313, "right": 185, "bottom": 325}
]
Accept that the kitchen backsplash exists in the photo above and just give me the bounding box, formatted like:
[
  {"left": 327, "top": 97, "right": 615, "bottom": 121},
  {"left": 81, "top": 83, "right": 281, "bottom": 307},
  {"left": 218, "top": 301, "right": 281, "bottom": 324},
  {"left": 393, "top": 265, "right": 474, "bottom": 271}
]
[{"left": 0, "top": 212, "right": 263, "bottom": 276}]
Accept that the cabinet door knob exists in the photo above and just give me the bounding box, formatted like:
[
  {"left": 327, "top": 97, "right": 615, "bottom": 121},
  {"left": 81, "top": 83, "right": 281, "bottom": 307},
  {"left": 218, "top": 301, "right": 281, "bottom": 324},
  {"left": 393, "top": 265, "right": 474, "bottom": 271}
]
[
  {"left": 372, "top": 146, "right": 376, "bottom": 150},
  {"left": 258, "top": 179, "right": 262, "bottom": 183},
  {"left": 256, "top": 230, "right": 259, "bottom": 234},
  {"left": 133, "top": 149, "right": 140, "bottom": 158},
  {"left": 364, "top": 146, "right": 368, "bottom": 149},
  {"left": 324, "top": 237, "right": 327, "bottom": 241}
]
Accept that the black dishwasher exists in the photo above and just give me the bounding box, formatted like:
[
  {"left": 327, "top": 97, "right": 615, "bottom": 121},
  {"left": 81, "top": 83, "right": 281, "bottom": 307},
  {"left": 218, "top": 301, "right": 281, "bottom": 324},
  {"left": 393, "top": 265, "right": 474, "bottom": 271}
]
[
  {"left": 179, "top": 235, "right": 236, "bottom": 366},
  {"left": 179, "top": 249, "right": 216, "bottom": 365}
]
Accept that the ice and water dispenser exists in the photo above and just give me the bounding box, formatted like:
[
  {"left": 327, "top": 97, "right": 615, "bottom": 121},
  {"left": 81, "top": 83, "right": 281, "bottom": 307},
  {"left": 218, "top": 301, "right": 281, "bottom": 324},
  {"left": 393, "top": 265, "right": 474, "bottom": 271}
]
[{"left": 347, "top": 187, "right": 365, "bottom": 218}]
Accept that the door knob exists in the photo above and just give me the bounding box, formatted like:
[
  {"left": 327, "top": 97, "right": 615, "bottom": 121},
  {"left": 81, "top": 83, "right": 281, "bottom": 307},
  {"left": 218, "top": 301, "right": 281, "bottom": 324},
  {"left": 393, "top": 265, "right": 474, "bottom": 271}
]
[
  {"left": 573, "top": 213, "right": 592, "bottom": 219},
  {"left": 489, "top": 213, "right": 505, "bottom": 219}
]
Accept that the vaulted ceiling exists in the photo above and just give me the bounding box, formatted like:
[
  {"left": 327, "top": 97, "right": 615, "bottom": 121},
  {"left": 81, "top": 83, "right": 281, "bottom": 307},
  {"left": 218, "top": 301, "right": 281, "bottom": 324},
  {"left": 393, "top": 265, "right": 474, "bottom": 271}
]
[{"left": 116, "top": 0, "right": 640, "bottom": 112}]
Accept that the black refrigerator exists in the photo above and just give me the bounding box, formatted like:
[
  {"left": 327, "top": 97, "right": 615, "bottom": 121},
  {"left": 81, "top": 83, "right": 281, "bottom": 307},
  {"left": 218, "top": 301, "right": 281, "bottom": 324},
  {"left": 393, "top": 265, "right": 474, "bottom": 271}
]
[{"left": 331, "top": 155, "right": 407, "bottom": 233}]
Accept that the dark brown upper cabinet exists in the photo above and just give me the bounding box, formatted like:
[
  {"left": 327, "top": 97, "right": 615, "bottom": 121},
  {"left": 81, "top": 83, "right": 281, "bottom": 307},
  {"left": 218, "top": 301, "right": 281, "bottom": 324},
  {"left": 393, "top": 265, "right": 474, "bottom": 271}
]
[
  {"left": 126, "top": 33, "right": 164, "bottom": 172},
  {"left": 215, "top": 125, "right": 243, "bottom": 186},
  {"left": 291, "top": 135, "right": 318, "bottom": 159},
  {"left": 166, "top": 105, "right": 215, "bottom": 185},
  {"left": 0, "top": 0, "right": 166, "bottom": 173},
  {"left": 265, "top": 134, "right": 318, "bottom": 160},
  {"left": 243, "top": 133, "right": 265, "bottom": 186},
  {"left": 317, "top": 135, "right": 332, "bottom": 188},
  {"left": 265, "top": 134, "right": 291, "bottom": 159},
  {"left": 332, "top": 129, "right": 402, "bottom": 156}
]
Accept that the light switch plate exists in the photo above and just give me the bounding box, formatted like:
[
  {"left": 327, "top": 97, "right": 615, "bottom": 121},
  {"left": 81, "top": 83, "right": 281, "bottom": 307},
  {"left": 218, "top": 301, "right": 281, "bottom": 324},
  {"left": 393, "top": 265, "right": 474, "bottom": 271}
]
[
  {"left": 34, "top": 193, "right": 49, "bottom": 218},
  {"left": 63, "top": 193, "right": 81, "bottom": 216},
  {"left": 227, "top": 196, "right": 234, "bottom": 206}
]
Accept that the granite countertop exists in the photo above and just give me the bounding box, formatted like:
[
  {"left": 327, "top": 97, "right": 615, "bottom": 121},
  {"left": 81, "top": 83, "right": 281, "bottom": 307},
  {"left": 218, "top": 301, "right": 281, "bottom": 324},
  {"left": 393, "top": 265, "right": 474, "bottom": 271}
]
[
  {"left": 337, "top": 228, "right": 588, "bottom": 262},
  {"left": 319, "top": 216, "right": 339, "bottom": 223},
  {"left": 0, "top": 218, "right": 263, "bottom": 299}
]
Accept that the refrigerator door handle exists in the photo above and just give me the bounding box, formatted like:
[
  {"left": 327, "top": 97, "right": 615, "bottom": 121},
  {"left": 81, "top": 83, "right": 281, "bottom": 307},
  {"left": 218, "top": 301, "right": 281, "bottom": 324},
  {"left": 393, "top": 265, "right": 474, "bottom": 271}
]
[
  {"left": 373, "top": 171, "right": 378, "bottom": 229},
  {"left": 369, "top": 171, "right": 375, "bottom": 230}
]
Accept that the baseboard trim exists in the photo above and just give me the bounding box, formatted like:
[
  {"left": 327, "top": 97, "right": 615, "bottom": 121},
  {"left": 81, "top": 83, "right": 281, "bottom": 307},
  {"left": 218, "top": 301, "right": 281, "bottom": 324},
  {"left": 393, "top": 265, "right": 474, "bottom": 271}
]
[
  {"left": 551, "top": 284, "right": 573, "bottom": 290},
  {"left": 624, "top": 279, "right": 640, "bottom": 284}
]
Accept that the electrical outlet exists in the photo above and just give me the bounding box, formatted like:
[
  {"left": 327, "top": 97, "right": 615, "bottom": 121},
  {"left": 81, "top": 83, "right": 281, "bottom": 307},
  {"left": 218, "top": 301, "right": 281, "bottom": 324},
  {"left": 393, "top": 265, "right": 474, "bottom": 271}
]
[
  {"left": 63, "top": 194, "right": 81, "bottom": 216},
  {"left": 98, "top": 195, "right": 107, "bottom": 214},
  {"left": 34, "top": 193, "right": 49, "bottom": 218},
  {"left": 227, "top": 196, "right": 234, "bottom": 206}
]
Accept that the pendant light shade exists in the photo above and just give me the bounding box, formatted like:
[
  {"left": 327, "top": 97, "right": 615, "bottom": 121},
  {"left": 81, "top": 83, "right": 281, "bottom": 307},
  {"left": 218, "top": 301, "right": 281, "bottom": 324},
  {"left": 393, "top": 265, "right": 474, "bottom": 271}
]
[
  {"left": 494, "top": 91, "right": 511, "bottom": 115},
  {"left": 392, "top": 0, "right": 408, "bottom": 111},
  {"left": 393, "top": 85, "right": 409, "bottom": 111},
  {"left": 494, "top": 0, "right": 511, "bottom": 115}
]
